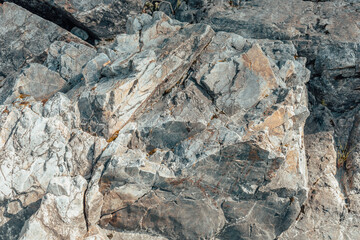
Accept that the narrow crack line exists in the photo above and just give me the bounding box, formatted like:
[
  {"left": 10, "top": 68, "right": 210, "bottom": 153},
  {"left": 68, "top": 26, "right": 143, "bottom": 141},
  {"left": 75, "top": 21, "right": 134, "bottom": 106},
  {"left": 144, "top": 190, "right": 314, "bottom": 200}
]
[
  {"left": 2, "top": 116, "right": 21, "bottom": 150},
  {"left": 83, "top": 186, "right": 89, "bottom": 232}
]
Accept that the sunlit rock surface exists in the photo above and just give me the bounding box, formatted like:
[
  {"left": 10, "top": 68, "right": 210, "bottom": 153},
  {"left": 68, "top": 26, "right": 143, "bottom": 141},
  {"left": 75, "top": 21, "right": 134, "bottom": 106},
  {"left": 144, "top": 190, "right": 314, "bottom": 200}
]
[{"left": 0, "top": 0, "right": 359, "bottom": 239}]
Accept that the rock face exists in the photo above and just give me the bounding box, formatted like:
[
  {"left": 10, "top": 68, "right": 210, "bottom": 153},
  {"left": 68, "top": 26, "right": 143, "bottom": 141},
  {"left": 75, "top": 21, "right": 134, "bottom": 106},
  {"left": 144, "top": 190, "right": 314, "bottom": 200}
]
[
  {"left": 200, "top": 0, "right": 360, "bottom": 113},
  {"left": 0, "top": 2, "right": 88, "bottom": 78},
  {"left": 0, "top": 0, "right": 359, "bottom": 240},
  {"left": 91, "top": 32, "right": 310, "bottom": 239},
  {"left": 19, "top": 176, "right": 88, "bottom": 240},
  {"left": 0, "top": 63, "right": 69, "bottom": 104},
  {"left": 7, "top": 0, "right": 144, "bottom": 39},
  {"left": 173, "top": 0, "right": 359, "bottom": 239}
]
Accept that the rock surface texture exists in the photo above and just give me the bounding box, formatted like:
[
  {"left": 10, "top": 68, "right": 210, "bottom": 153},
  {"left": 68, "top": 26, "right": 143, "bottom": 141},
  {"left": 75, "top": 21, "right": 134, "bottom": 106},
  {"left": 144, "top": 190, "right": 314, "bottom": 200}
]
[
  {"left": 0, "top": 0, "right": 359, "bottom": 239},
  {"left": 6, "top": 0, "right": 144, "bottom": 39}
]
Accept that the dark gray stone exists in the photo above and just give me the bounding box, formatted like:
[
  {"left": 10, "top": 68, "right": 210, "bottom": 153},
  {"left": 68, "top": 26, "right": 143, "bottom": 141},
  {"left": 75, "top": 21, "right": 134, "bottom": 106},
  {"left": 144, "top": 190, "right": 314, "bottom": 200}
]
[
  {"left": 8, "top": 0, "right": 144, "bottom": 39},
  {"left": 0, "top": 2, "right": 86, "bottom": 78}
]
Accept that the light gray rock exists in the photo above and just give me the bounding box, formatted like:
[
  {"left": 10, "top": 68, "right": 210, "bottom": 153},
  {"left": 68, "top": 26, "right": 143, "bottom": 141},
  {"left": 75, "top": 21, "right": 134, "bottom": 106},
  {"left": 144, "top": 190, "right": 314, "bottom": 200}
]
[
  {"left": 82, "top": 53, "right": 111, "bottom": 84},
  {"left": 0, "top": 63, "right": 69, "bottom": 105},
  {"left": 89, "top": 30, "right": 310, "bottom": 239},
  {"left": 46, "top": 41, "right": 97, "bottom": 85},
  {"left": 75, "top": 12, "right": 214, "bottom": 138},
  {"left": 0, "top": 91, "right": 106, "bottom": 239},
  {"left": 278, "top": 131, "right": 358, "bottom": 240},
  {"left": 71, "top": 27, "right": 89, "bottom": 41},
  {"left": 154, "top": 1, "right": 360, "bottom": 238},
  {"left": 1, "top": 0, "right": 358, "bottom": 239},
  {"left": 18, "top": 176, "right": 88, "bottom": 240},
  {"left": 198, "top": 0, "right": 360, "bottom": 113}
]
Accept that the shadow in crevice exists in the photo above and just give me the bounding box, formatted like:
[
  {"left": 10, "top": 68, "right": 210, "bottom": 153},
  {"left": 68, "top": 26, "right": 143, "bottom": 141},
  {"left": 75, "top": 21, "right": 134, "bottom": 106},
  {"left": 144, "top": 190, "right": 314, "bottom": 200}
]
[
  {"left": 3, "top": 0, "right": 98, "bottom": 45},
  {"left": 0, "top": 199, "right": 41, "bottom": 240},
  {"left": 304, "top": 92, "right": 335, "bottom": 135}
]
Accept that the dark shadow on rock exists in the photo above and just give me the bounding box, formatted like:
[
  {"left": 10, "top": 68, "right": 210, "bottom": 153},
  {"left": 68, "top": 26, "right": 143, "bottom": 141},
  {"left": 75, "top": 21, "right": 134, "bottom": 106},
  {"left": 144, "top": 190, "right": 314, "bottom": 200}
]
[
  {"left": 4, "top": 0, "right": 98, "bottom": 44},
  {"left": 0, "top": 199, "right": 41, "bottom": 240}
]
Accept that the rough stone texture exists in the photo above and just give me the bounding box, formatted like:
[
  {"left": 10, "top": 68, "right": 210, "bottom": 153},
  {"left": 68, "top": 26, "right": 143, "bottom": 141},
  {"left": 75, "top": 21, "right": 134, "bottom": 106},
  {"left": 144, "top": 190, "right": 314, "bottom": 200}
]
[
  {"left": 0, "top": 63, "right": 69, "bottom": 104},
  {"left": 154, "top": 0, "right": 360, "bottom": 239},
  {"left": 0, "top": 2, "right": 87, "bottom": 78},
  {"left": 46, "top": 41, "right": 97, "bottom": 85},
  {"left": 151, "top": 0, "right": 360, "bottom": 113},
  {"left": 0, "top": 0, "right": 359, "bottom": 239},
  {"left": 8, "top": 0, "right": 144, "bottom": 39},
  {"left": 0, "top": 92, "right": 107, "bottom": 239},
  {"left": 74, "top": 12, "right": 214, "bottom": 138},
  {"left": 278, "top": 131, "right": 354, "bottom": 240},
  {"left": 18, "top": 176, "right": 88, "bottom": 240},
  {"left": 0, "top": 7, "right": 312, "bottom": 238},
  {"left": 87, "top": 30, "right": 310, "bottom": 239},
  {"left": 199, "top": 0, "right": 360, "bottom": 113}
]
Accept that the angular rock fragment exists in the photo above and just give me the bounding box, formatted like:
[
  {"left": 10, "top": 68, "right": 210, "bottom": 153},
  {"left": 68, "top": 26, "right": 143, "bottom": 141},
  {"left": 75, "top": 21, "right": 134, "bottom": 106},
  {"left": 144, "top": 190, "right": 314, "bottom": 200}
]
[
  {"left": 46, "top": 41, "right": 97, "bottom": 85},
  {"left": 0, "top": 63, "right": 68, "bottom": 104}
]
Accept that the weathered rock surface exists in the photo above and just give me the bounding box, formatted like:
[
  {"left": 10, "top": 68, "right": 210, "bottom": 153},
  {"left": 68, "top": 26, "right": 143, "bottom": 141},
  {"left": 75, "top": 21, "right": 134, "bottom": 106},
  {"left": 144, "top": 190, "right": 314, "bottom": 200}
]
[
  {"left": 74, "top": 12, "right": 214, "bottom": 138},
  {"left": 19, "top": 176, "right": 88, "bottom": 240},
  {"left": 0, "top": 0, "right": 359, "bottom": 239},
  {"left": 81, "top": 21, "right": 309, "bottom": 239},
  {"left": 0, "top": 63, "right": 69, "bottom": 104},
  {"left": 154, "top": 0, "right": 360, "bottom": 239},
  {"left": 148, "top": 0, "right": 360, "bottom": 113},
  {"left": 197, "top": 0, "right": 360, "bottom": 113},
  {"left": 7, "top": 0, "right": 144, "bottom": 39},
  {"left": 0, "top": 2, "right": 87, "bottom": 78}
]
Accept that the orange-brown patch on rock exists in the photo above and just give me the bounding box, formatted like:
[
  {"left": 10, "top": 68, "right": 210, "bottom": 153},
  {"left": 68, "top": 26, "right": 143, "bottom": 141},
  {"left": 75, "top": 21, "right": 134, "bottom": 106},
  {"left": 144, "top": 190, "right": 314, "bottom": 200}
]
[
  {"left": 148, "top": 148, "right": 157, "bottom": 156},
  {"left": 99, "top": 178, "right": 112, "bottom": 194},
  {"left": 169, "top": 177, "right": 189, "bottom": 186},
  {"left": 242, "top": 44, "right": 277, "bottom": 89},
  {"left": 19, "top": 93, "right": 30, "bottom": 99},
  {"left": 2, "top": 107, "right": 9, "bottom": 114},
  {"left": 107, "top": 130, "right": 120, "bottom": 143},
  {"left": 101, "top": 191, "right": 128, "bottom": 215},
  {"left": 248, "top": 147, "right": 261, "bottom": 162},
  {"left": 102, "top": 60, "right": 112, "bottom": 67},
  {"left": 270, "top": 125, "right": 285, "bottom": 137},
  {"left": 253, "top": 108, "right": 286, "bottom": 132},
  {"left": 286, "top": 150, "right": 298, "bottom": 173},
  {"left": 19, "top": 101, "right": 31, "bottom": 107},
  {"left": 284, "top": 62, "right": 295, "bottom": 81},
  {"left": 62, "top": 2, "right": 76, "bottom": 13}
]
